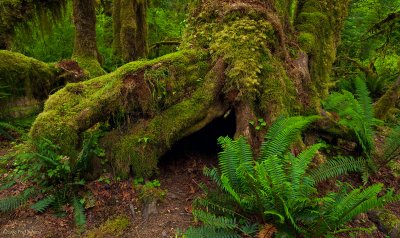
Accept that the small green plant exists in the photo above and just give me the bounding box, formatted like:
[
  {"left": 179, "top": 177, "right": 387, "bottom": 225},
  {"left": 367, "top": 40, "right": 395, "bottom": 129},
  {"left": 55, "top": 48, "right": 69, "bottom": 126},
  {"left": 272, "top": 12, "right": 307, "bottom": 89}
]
[
  {"left": 184, "top": 116, "right": 399, "bottom": 237},
  {"left": 249, "top": 118, "right": 267, "bottom": 131},
  {"left": 134, "top": 179, "right": 167, "bottom": 204},
  {"left": 0, "top": 128, "right": 105, "bottom": 231}
]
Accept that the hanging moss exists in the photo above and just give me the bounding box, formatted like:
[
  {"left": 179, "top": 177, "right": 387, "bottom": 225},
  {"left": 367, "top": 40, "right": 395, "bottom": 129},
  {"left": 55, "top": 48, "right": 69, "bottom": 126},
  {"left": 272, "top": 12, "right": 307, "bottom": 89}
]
[{"left": 0, "top": 0, "right": 67, "bottom": 49}]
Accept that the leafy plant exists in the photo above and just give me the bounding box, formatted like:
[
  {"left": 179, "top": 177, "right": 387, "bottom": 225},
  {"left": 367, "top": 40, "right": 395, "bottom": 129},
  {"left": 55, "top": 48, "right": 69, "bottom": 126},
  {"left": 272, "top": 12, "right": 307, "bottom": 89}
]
[
  {"left": 0, "top": 128, "right": 105, "bottom": 230},
  {"left": 324, "top": 77, "right": 381, "bottom": 155},
  {"left": 134, "top": 179, "right": 166, "bottom": 204},
  {"left": 184, "top": 116, "right": 399, "bottom": 237},
  {"left": 324, "top": 77, "right": 400, "bottom": 172}
]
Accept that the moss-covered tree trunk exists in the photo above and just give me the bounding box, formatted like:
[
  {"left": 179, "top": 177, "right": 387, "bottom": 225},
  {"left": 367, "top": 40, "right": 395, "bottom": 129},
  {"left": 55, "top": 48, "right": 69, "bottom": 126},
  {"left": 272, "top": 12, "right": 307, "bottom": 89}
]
[
  {"left": 30, "top": 0, "right": 350, "bottom": 178},
  {"left": 113, "top": 0, "right": 148, "bottom": 62},
  {"left": 72, "top": 0, "right": 105, "bottom": 77}
]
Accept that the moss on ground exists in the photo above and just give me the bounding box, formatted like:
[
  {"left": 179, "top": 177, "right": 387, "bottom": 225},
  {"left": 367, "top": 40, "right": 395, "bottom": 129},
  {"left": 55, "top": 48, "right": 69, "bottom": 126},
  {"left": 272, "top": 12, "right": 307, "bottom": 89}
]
[{"left": 85, "top": 215, "right": 130, "bottom": 238}]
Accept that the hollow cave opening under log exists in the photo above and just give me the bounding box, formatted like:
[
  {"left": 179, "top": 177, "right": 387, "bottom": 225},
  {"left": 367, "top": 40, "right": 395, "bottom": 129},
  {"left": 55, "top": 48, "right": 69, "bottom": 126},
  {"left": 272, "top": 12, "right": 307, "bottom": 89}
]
[{"left": 157, "top": 110, "right": 236, "bottom": 169}]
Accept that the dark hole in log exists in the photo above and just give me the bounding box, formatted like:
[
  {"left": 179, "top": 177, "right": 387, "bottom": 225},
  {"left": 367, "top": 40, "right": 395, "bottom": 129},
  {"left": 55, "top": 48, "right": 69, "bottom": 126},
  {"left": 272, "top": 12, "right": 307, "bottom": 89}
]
[{"left": 158, "top": 111, "right": 236, "bottom": 168}]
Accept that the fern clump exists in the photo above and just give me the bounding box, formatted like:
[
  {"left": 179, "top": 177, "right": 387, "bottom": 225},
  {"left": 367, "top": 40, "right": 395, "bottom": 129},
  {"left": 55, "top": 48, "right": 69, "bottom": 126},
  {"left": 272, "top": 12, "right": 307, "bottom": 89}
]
[
  {"left": 324, "top": 77, "right": 400, "bottom": 173},
  {"left": 0, "top": 127, "right": 105, "bottom": 231},
  {"left": 324, "top": 77, "right": 381, "bottom": 155},
  {"left": 185, "top": 116, "right": 399, "bottom": 237}
]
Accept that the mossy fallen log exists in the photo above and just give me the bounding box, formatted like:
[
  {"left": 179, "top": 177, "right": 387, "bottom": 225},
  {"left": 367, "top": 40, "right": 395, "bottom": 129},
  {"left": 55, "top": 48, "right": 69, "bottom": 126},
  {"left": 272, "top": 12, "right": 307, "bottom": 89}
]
[{"left": 0, "top": 50, "right": 86, "bottom": 119}]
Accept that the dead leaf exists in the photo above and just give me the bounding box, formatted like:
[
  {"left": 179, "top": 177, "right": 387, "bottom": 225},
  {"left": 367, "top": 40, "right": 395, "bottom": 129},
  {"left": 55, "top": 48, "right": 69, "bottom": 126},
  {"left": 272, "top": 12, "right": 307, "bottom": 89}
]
[{"left": 258, "top": 224, "right": 277, "bottom": 238}]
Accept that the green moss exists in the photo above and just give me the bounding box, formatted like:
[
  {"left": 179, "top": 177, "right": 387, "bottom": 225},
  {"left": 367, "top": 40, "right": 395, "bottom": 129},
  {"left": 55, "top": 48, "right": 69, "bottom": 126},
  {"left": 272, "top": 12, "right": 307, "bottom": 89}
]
[
  {"left": 72, "top": 56, "right": 106, "bottom": 78},
  {"left": 295, "top": 0, "right": 349, "bottom": 99},
  {"left": 30, "top": 50, "right": 206, "bottom": 164},
  {"left": 106, "top": 56, "right": 219, "bottom": 178},
  {"left": 372, "top": 209, "right": 400, "bottom": 236},
  {"left": 259, "top": 56, "right": 298, "bottom": 120},
  {"left": 0, "top": 50, "right": 58, "bottom": 100},
  {"left": 298, "top": 32, "right": 315, "bottom": 53},
  {"left": 85, "top": 215, "right": 130, "bottom": 238}
]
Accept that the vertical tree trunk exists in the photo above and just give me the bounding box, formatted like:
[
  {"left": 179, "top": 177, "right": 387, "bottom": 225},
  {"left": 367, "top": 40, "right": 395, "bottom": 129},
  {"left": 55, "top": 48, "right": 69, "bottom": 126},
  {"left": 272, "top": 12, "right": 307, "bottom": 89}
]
[
  {"left": 112, "top": 0, "right": 122, "bottom": 57},
  {"left": 113, "top": 0, "right": 148, "bottom": 62},
  {"left": 72, "top": 0, "right": 105, "bottom": 77}
]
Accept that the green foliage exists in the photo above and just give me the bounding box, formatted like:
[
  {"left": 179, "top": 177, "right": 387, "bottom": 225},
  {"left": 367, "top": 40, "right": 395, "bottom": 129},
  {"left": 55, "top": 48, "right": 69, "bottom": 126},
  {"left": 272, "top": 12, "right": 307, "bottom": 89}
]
[
  {"left": 1, "top": 128, "right": 105, "bottom": 229},
  {"left": 73, "top": 197, "right": 86, "bottom": 231},
  {"left": 134, "top": 179, "right": 166, "bottom": 204},
  {"left": 0, "top": 121, "right": 24, "bottom": 140},
  {"left": 324, "top": 77, "right": 380, "bottom": 155},
  {"left": 185, "top": 116, "right": 399, "bottom": 237},
  {"left": 379, "top": 124, "right": 400, "bottom": 167},
  {"left": 31, "top": 196, "right": 55, "bottom": 213},
  {"left": 85, "top": 215, "right": 130, "bottom": 238},
  {"left": 310, "top": 156, "right": 366, "bottom": 183},
  {"left": 0, "top": 188, "right": 34, "bottom": 212}
]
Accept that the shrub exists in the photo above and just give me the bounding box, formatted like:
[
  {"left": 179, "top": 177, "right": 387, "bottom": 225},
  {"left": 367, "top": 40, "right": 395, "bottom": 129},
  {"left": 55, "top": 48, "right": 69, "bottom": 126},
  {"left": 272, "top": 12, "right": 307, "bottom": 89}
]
[{"left": 184, "top": 116, "right": 399, "bottom": 237}]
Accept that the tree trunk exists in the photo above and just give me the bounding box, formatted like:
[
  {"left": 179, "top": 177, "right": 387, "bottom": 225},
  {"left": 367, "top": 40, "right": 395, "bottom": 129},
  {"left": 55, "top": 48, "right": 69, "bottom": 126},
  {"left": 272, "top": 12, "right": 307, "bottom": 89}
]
[
  {"left": 113, "top": 0, "right": 148, "bottom": 62},
  {"left": 30, "top": 0, "right": 350, "bottom": 178},
  {"left": 72, "top": 0, "right": 105, "bottom": 77}
]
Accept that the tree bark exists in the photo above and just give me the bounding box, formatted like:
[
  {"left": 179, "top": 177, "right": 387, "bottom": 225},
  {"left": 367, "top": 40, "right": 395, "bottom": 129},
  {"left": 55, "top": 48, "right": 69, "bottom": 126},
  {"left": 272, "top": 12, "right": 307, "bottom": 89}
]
[
  {"left": 374, "top": 76, "right": 400, "bottom": 120},
  {"left": 72, "top": 0, "right": 105, "bottom": 77},
  {"left": 113, "top": 0, "right": 148, "bottom": 62},
  {"left": 30, "top": 0, "right": 350, "bottom": 178}
]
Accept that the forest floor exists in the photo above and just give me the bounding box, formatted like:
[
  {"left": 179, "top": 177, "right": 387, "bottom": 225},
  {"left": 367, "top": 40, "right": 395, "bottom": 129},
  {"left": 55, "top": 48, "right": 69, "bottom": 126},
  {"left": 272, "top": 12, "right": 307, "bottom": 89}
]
[
  {"left": 0, "top": 136, "right": 217, "bottom": 238},
  {"left": 1, "top": 132, "right": 400, "bottom": 237}
]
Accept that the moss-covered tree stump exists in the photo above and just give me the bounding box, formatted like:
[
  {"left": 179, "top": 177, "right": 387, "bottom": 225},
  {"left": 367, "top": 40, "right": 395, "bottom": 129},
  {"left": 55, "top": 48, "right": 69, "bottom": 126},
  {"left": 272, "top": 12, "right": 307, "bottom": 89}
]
[{"left": 29, "top": 0, "right": 350, "bottom": 178}]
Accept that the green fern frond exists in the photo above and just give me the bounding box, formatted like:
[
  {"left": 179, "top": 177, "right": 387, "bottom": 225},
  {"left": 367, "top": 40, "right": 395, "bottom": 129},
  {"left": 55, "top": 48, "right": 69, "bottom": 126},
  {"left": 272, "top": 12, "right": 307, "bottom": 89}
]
[
  {"left": 290, "top": 143, "right": 324, "bottom": 198},
  {"left": 0, "top": 181, "right": 16, "bottom": 192},
  {"left": 260, "top": 156, "right": 288, "bottom": 196},
  {"left": 329, "top": 184, "right": 383, "bottom": 225},
  {"left": 218, "top": 137, "right": 241, "bottom": 188},
  {"left": 203, "top": 167, "right": 222, "bottom": 188},
  {"left": 382, "top": 124, "right": 400, "bottom": 164},
  {"left": 193, "top": 210, "right": 237, "bottom": 229},
  {"left": 261, "top": 116, "right": 319, "bottom": 159},
  {"left": 72, "top": 197, "right": 86, "bottom": 230},
  {"left": 235, "top": 137, "right": 254, "bottom": 176},
  {"left": 184, "top": 226, "right": 241, "bottom": 238},
  {"left": 31, "top": 196, "right": 55, "bottom": 213},
  {"left": 221, "top": 175, "right": 242, "bottom": 204},
  {"left": 310, "top": 156, "right": 365, "bottom": 183},
  {"left": 0, "top": 188, "right": 34, "bottom": 212}
]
